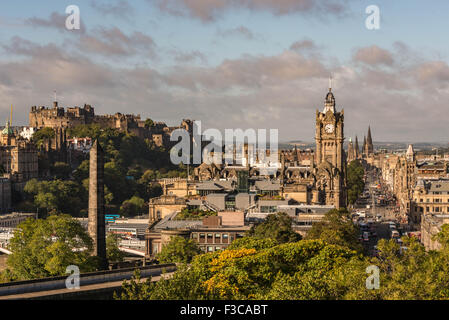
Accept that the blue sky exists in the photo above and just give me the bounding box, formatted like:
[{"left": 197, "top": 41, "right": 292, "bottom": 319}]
[{"left": 0, "top": 0, "right": 448, "bottom": 142}]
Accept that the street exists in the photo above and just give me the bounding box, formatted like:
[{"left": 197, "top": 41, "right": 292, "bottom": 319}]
[{"left": 352, "top": 167, "right": 403, "bottom": 256}]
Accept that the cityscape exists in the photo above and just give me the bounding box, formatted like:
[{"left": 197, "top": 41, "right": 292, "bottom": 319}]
[{"left": 0, "top": 0, "right": 449, "bottom": 311}]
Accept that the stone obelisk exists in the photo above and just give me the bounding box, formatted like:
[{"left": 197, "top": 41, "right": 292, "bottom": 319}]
[{"left": 88, "top": 140, "right": 108, "bottom": 270}]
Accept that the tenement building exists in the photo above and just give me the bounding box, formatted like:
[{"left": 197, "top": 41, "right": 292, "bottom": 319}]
[{"left": 0, "top": 120, "right": 38, "bottom": 194}]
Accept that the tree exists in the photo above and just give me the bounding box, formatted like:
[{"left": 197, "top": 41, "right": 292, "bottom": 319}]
[
  {"left": 32, "top": 127, "right": 55, "bottom": 148},
  {"left": 347, "top": 160, "right": 365, "bottom": 205},
  {"left": 51, "top": 162, "right": 72, "bottom": 179},
  {"left": 118, "top": 239, "right": 367, "bottom": 300},
  {"left": 157, "top": 236, "right": 201, "bottom": 264},
  {"left": 24, "top": 179, "right": 87, "bottom": 217},
  {"left": 144, "top": 118, "right": 155, "bottom": 129},
  {"left": 6, "top": 215, "right": 98, "bottom": 280},
  {"left": 305, "top": 208, "right": 363, "bottom": 252},
  {"left": 107, "top": 234, "right": 125, "bottom": 263},
  {"left": 247, "top": 212, "right": 302, "bottom": 244},
  {"left": 120, "top": 196, "right": 146, "bottom": 217}
]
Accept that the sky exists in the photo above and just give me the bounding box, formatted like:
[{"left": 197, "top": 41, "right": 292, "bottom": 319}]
[{"left": 0, "top": 0, "right": 448, "bottom": 143}]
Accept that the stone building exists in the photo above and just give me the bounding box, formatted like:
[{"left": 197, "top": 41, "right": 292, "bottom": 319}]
[
  {"left": 421, "top": 213, "right": 449, "bottom": 251},
  {"left": 313, "top": 87, "right": 347, "bottom": 208},
  {"left": 0, "top": 121, "right": 38, "bottom": 194},
  {"left": 145, "top": 211, "right": 249, "bottom": 258}
]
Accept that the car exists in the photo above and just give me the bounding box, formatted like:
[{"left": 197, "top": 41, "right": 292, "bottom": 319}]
[
  {"left": 363, "top": 232, "right": 370, "bottom": 242},
  {"left": 391, "top": 230, "right": 400, "bottom": 239}
]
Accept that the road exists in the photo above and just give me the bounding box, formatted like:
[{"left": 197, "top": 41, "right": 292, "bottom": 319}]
[{"left": 353, "top": 167, "right": 401, "bottom": 256}]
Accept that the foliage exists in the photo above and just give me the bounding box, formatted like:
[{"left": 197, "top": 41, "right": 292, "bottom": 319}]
[
  {"left": 106, "top": 234, "right": 125, "bottom": 263},
  {"left": 305, "top": 208, "right": 363, "bottom": 252},
  {"left": 24, "top": 179, "right": 86, "bottom": 217},
  {"left": 116, "top": 219, "right": 449, "bottom": 300},
  {"left": 119, "top": 196, "right": 147, "bottom": 217},
  {"left": 32, "top": 127, "right": 55, "bottom": 148},
  {"left": 347, "top": 160, "right": 365, "bottom": 205},
  {"left": 6, "top": 215, "right": 98, "bottom": 280},
  {"left": 144, "top": 118, "right": 155, "bottom": 128},
  {"left": 117, "top": 239, "right": 367, "bottom": 300},
  {"left": 247, "top": 212, "right": 302, "bottom": 244},
  {"left": 157, "top": 236, "right": 201, "bottom": 264},
  {"left": 51, "top": 162, "right": 72, "bottom": 179},
  {"left": 175, "top": 208, "right": 217, "bottom": 220}
]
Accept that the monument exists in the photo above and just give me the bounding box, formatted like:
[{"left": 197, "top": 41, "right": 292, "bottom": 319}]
[{"left": 88, "top": 140, "right": 108, "bottom": 269}]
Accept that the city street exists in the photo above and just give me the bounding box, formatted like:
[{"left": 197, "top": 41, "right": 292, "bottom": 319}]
[{"left": 353, "top": 167, "right": 401, "bottom": 256}]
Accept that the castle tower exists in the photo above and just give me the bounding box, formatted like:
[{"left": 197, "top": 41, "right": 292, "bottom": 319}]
[
  {"left": 315, "top": 86, "right": 346, "bottom": 208},
  {"left": 88, "top": 140, "right": 108, "bottom": 270}
]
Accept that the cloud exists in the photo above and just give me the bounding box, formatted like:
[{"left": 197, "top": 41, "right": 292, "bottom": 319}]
[
  {"left": 90, "top": 0, "right": 135, "bottom": 20},
  {"left": 353, "top": 45, "right": 394, "bottom": 66},
  {"left": 217, "top": 26, "right": 256, "bottom": 40},
  {"left": 78, "top": 27, "right": 157, "bottom": 58},
  {"left": 24, "top": 12, "right": 86, "bottom": 34},
  {"left": 149, "top": 0, "right": 351, "bottom": 22},
  {"left": 171, "top": 50, "right": 208, "bottom": 64},
  {"left": 1, "top": 35, "right": 449, "bottom": 142}
]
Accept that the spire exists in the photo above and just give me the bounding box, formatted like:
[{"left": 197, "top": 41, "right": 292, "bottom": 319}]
[
  {"left": 355, "top": 136, "right": 359, "bottom": 153},
  {"left": 366, "top": 126, "right": 374, "bottom": 155},
  {"left": 367, "top": 126, "right": 373, "bottom": 145}
]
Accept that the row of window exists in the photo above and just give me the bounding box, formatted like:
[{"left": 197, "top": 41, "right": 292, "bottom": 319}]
[
  {"left": 414, "top": 206, "right": 449, "bottom": 213},
  {"left": 415, "top": 198, "right": 449, "bottom": 203}
]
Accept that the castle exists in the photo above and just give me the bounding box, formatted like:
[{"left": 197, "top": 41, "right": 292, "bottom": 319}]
[{"left": 30, "top": 101, "right": 194, "bottom": 148}]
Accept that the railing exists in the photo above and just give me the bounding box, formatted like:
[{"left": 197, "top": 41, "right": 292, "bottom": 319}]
[{"left": 0, "top": 263, "right": 176, "bottom": 297}]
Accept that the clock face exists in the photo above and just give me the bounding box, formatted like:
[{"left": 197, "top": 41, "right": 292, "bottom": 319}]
[{"left": 325, "top": 124, "right": 334, "bottom": 133}]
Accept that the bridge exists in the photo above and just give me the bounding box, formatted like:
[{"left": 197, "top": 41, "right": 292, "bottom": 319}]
[{"left": 0, "top": 263, "right": 176, "bottom": 300}]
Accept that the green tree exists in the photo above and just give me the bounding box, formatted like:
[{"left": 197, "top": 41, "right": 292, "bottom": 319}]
[
  {"left": 347, "top": 160, "right": 365, "bottom": 205},
  {"left": 305, "top": 208, "right": 363, "bottom": 252},
  {"left": 32, "top": 127, "right": 55, "bottom": 148},
  {"left": 107, "top": 234, "right": 125, "bottom": 263},
  {"left": 6, "top": 215, "right": 98, "bottom": 280},
  {"left": 157, "top": 236, "right": 201, "bottom": 264},
  {"left": 24, "top": 179, "right": 86, "bottom": 217},
  {"left": 247, "top": 212, "right": 302, "bottom": 244},
  {"left": 120, "top": 196, "right": 146, "bottom": 217},
  {"left": 51, "top": 162, "right": 72, "bottom": 179}
]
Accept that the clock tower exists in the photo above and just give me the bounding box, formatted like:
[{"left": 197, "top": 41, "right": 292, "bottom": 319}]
[{"left": 314, "top": 86, "right": 346, "bottom": 208}]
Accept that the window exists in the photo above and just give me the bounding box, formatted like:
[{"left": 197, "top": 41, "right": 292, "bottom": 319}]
[{"left": 207, "top": 246, "right": 214, "bottom": 252}]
